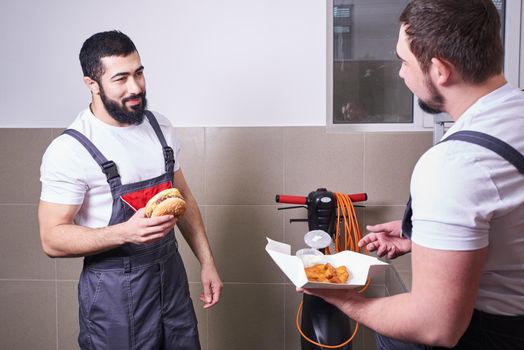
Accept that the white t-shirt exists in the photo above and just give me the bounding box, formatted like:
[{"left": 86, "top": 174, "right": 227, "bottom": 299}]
[
  {"left": 411, "top": 83, "right": 524, "bottom": 315},
  {"left": 40, "top": 109, "right": 181, "bottom": 229}
]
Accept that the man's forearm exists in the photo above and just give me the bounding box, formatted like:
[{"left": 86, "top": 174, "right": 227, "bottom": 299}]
[
  {"left": 172, "top": 169, "right": 216, "bottom": 267},
  {"left": 41, "top": 223, "right": 125, "bottom": 258},
  {"left": 176, "top": 194, "right": 215, "bottom": 267},
  {"left": 339, "top": 292, "right": 452, "bottom": 346}
]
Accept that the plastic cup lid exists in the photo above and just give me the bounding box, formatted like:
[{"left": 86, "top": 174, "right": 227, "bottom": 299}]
[{"left": 304, "top": 230, "right": 332, "bottom": 249}]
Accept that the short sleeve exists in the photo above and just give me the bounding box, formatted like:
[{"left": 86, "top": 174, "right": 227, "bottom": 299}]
[
  {"left": 40, "top": 136, "right": 87, "bottom": 205},
  {"left": 410, "top": 144, "right": 500, "bottom": 251}
]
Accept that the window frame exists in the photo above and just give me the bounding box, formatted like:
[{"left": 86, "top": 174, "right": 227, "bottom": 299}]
[
  {"left": 326, "top": 0, "right": 428, "bottom": 132},
  {"left": 326, "top": 0, "right": 522, "bottom": 132}
]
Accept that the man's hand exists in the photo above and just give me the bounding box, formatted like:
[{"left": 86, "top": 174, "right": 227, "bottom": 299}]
[
  {"left": 120, "top": 208, "right": 177, "bottom": 245},
  {"left": 199, "top": 262, "right": 223, "bottom": 309},
  {"left": 297, "top": 287, "right": 364, "bottom": 315},
  {"left": 358, "top": 220, "right": 411, "bottom": 259}
]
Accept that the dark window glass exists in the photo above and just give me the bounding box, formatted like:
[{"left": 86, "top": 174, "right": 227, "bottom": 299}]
[{"left": 331, "top": 0, "right": 506, "bottom": 125}]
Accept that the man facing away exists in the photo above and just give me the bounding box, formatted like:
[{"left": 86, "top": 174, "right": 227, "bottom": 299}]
[
  {"left": 303, "top": 1, "right": 524, "bottom": 349},
  {"left": 38, "top": 31, "right": 222, "bottom": 350}
]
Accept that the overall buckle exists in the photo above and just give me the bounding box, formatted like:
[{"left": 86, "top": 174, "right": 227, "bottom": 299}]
[
  {"left": 101, "top": 161, "right": 120, "bottom": 181},
  {"left": 163, "top": 147, "right": 174, "bottom": 166}
]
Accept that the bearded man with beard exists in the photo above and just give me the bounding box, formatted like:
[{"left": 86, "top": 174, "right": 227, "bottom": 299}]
[
  {"left": 301, "top": 1, "right": 524, "bottom": 349},
  {"left": 38, "top": 31, "right": 222, "bottom": 350}
]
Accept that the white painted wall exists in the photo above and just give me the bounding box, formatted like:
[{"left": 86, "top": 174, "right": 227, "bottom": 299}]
[
  {"left": 1, "top": 0, "right": 521, "bottom": 128},
  {"left": 0, "top": 0, "right": 326, "bottom": 127}
]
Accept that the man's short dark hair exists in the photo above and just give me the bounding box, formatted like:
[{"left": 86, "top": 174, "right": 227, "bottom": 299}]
[
  {"left": 400, "top": 0, "right": 503, "bottom": 84},
  {"left": 79, "top": 30, "right": 137, "bottom": 81}
]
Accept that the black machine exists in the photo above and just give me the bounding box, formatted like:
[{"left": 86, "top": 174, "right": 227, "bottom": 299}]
[{"left": 276, "top": 188, "right": 367, "bottom": 350}]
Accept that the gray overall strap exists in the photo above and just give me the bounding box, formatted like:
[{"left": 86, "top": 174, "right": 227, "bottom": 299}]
[
  {"left": 62, "top": 129, "right": 122, "bottom": 189},
  {"left": 442, "top": 130, "right": 524, "bottom": 175},
  {"left": 402, "top": 130, "right": 524, "bottom": 239},
  {"left": 144, "top": 110, "right": 175, "bottom": 173}
]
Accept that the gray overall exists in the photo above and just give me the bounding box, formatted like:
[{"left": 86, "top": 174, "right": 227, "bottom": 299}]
[{"left": 63, "top": 111, "right": 200, "bottom": 350}]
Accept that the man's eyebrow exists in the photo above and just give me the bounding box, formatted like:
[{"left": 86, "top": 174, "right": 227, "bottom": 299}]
[
  {"left": 110, "top": 66, "right": 144, "bottom": 80},
  {"left": 110, "top": 72, "right": 127, "bottom": 80}
]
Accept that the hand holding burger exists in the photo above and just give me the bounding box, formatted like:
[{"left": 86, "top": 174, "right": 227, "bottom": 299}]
[{"left": 145, "top": 188, "right": 187, "bottom": 218}]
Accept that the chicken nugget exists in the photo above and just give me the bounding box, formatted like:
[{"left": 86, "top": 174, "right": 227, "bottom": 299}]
[{"left": 304, "top": 263, "right": 350, "bottom": 284}]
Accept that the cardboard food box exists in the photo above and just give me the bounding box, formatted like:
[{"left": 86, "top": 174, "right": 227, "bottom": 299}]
[{"left": 265, "top": 238, "right": 389, "bottom": 289}]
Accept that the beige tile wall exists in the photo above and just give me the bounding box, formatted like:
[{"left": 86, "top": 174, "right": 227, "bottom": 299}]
[{"left": 0, "top": 127, "right": 432, "bottom": 350}]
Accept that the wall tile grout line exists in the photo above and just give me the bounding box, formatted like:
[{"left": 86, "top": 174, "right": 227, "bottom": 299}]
[
  {"left": 55, "top": 259, "right": 59, "bottom": 350},
  {"left": 282, "top": 128, "right": 287, "bottom": 350},
  {"left": 363, "top": 133, "right": 368, "bottom": 231},
  {"left": 0, "top": 203, "right": 38, "bottom": 206},
  {"left": 282, "top": 127, "right": 286, "bottom": 199},
  {"left": 283, "top": 282, "right": 287, "bottom": 350},
  {"left": 202, "top": 127, "right": 209, "bottom": 350},
  {"left": 363, "top": 133, "right": 367, "bottom": 196},
  {"left": 203, "top": 127, "right": 208, "bottom": 206},
  {"left": 0, "top": 278, "right": 59, "bottom": 282}
]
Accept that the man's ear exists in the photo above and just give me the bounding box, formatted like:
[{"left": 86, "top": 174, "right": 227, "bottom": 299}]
[
  {"left": 430, "top": 57, "right": 453, "bottom": 86},
  {"left": 83, "top": 76, "right": 100, "bottom": 95}
]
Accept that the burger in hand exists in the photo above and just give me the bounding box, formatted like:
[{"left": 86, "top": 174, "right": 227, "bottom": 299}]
[{"left": 145, "top": 188, "right": 187, "bottom": 218}]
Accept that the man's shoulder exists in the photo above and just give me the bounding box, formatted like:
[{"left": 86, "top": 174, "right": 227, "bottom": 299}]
[
  {"left": 49, "top": 109, "right": 94, "bottom": 141},
  {"left": 43, "top": 109, "right": 93, "bottom": 162},
  {"left": 43, "top": 132, "right": 89, "bottom": 164},
  {"left": 144, "top": 110, "right": 179, "bottom": 149}
]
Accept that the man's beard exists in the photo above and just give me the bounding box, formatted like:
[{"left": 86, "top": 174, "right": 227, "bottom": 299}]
[
  {"left": 418, "top": 75, "right": 445, "bottom": 115},
  {"left": 99, "top": 84, "right": 147, "bottom": 125},
  {"left": 418, "top": 99, "right": 443, "bottom": 114}
]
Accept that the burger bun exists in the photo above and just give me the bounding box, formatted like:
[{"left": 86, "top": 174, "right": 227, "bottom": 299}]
[{"left": 145, "top": 188, "right": 187, "bottom": 218}]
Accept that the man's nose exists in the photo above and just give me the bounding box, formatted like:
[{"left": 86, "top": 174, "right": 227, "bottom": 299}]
[{"left": 127, "top": 77, "right": 142, "bottom": 94}]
